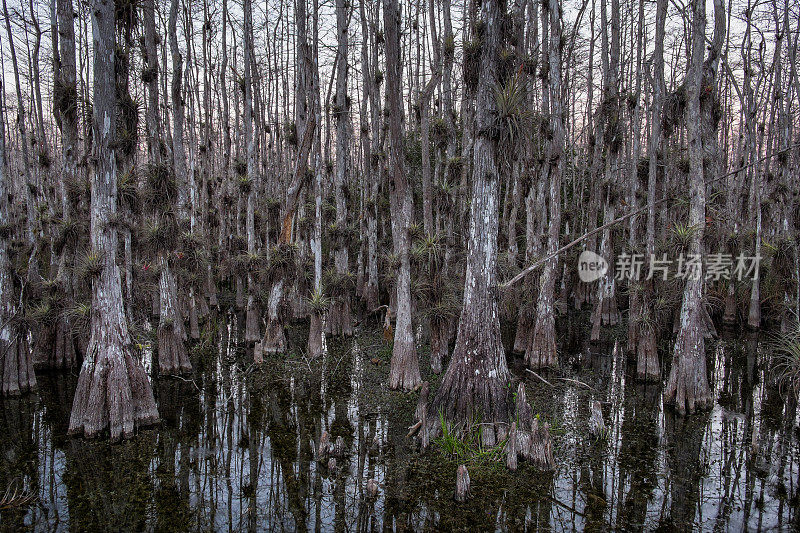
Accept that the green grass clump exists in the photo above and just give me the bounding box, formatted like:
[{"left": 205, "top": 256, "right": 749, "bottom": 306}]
[{"left": 434, "top": 411, "right": 507, "bottom": 467}]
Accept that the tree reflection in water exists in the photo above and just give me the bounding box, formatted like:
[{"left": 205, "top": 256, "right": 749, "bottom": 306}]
[{"left": 0, "top": 321, "right": 797, "bottom": 531}]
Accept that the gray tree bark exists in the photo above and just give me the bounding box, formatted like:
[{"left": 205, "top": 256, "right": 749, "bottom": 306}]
[
  {"left": 428, "top": 0, "right": 511, "bottom": 445},
  {"left": 69, "top": 0, "right": 158, "bottom": 439},
  {"left": 384, "top": 0, "right": 421, "bottom": 391}
]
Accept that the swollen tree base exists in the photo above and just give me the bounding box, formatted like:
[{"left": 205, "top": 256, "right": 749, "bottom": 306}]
[
  {"left": 665, "top": 300, "right": 712, "bottom": 415},
  {"left": 245, "top": 297, "right": 260, "bottom": 343},
  {"left": 513, "top": 305, "right": 533, "bottom": 354},
  {"left": 636, "top": 327, "right": 660, "bottom": 381},
  {"left": 157, "top": 323, "right": 191, "bottom": 375},
  {"left": 326, "top": 299, "right": 353, "bottom": 337},
  {"left": 34, "top": 316, "right": 78, "bottom": 371},
  {"left": 69, "top": 333, "right": 159, "bottom": 440},
  {"left": 261, "top": 317, "right": 287, "bottom": 356},
  {"left": 259, "top": 280, "right": 287, "bottom": 358},
  {"left": 388, "top": 334, "right": 421, "bottom": 391},
  {"left": 1, "top": 328, "right": 36, "bottom": 396},
  {"left": 525, "top": 310, "right": 558, "bottom": 369},
  {"left": 426, "top": 324, "right": 511, "bottom": 447}
]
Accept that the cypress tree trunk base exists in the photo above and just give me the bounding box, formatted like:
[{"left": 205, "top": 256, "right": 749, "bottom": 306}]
[
  {"left": 69, "top": 333, "right": 158, "bottom": 440},
  {"left": 157, "top": 323, "right": 191, "bottom": 375},
  {"left": 260, "top": 318, "right": 286, "bottom": 355},
  {"left": 1, "top": 330, "right": 36, "bottom": 396},
  {"left": 260, "top": 280, "right": 286, "bottom": 356},
  {"left": 513, "top": 305, "right": 533, "bottom": 354},
  {"left": 526, "top": 310, "right": 557, "bottom": 369},
  {"left": 326, "top": 299, "right": 353, "bottom": 336},
  {"left": 427, "top": 318, "right": 510, "bottom": 447},
  {"left": 363, "top": 282, "right": 379, "bottom": 313},
  {"left": 590, "top": 289, "right": 620, "bottom": 342},
  {"left": 636, "top": 328, "right": 660, "bottom": 382},
  {"left": 388, "top": 333, "right": 421, "bottom": 391},
  {"left": 429, "top": 320, "right": 450, "bottom": 375},
  {"left": 34, "top": 316, "right": 78, "bottom": 371},
  {"left": 307, "top": 311, "right": 325, "bottom": 357},
  {"left": 665, "top": 287, "right": 712, "bottom": 415},
  {"left": 722, "top": 286, "right": 738, "bottom": 326},
  {"left": 245, "top": 296, "right": 260, "bottom": 343}
]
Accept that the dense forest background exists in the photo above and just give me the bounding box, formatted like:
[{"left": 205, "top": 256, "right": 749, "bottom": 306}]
[{"left": 0, "top": 0, "right": 798, "bottom": 448}]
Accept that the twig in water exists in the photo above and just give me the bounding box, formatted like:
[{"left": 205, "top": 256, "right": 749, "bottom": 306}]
[
  {"left": 557, "top": 377, "right": 596, "bottom": 391},
  {"left": 525, "top": 368, "right": 554, "bottom": 387}
]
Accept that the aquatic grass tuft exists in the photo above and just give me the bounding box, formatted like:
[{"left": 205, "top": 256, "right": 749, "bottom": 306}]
[{"left": 434, "top": 411, "right": 507, "bottom": 467}]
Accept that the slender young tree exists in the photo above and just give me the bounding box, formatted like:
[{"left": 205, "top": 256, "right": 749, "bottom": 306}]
[
  {"left": 144, "top": 0, "right": 190, "bottom": 375},
  {"left": 68, "top": 0, "right": 159, "bottom": 439},
  {"left": 358, "top": 0, "right": 379, "bottom": 312},
  {"left": 2, "top": 0, "right": 39, "bottom": 280},
  {"left": 328, "top": 0, "right": 353, "bottom": 337},
  {"left": 170, "top": 0, "right": 189, "bottom": 220},
  {"left": 384, "top": 0, "right": 421, "bottom": 391},
  {"left": 37, "top": 0, "right": 80, "bottom": 370},
  {"left": 525, "top": 0, "right": 564, "bottom": 370},
  {"left": 637, "top": 0, "right": 666, "bottom": 381},
  {"left": 243, "top": 0, "right": 260, "bottom": 344}
]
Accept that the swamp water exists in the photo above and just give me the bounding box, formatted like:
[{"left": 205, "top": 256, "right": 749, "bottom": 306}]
[{"left": 0, "top": 316, "right": 798, "bottom": 531}]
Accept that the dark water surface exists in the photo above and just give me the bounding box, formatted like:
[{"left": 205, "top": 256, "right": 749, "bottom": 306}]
[{"left": 1, "top": 317, "right": 798, "bottom": 531}]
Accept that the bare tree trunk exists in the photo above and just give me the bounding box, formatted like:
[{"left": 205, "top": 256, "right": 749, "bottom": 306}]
[
  {"left": 526, "top": 0, "right": 564, "bottom": 370},
  {"left": 36, "top": 0, "right": 80, "bottom": 371},
  {"left": 144, "top": 0, "right": 190, "bottom": 375},
  {"left": 743, "top": 7, "right": 761, "bottom": 330},
  {"left": 665, "top": 0, "right": 724, "bottom": 416},
  {"left": 2, "top": 0, "right": 39, "bottom": 282},
  {"left": 384, "top": 0, "right": 421, "bottom": 391},
  {"left": 0, "top": 64, "right": 36, "bottom": 395},
  {"left": 637, "top": 0, "right": 666, "bottom": 382},
  {"left": 327, "top": 0, "right": 353, "bottom": 337},
  {"left": 243, "top": 0, "right": 260, "bottom": 344},
  {"left": 626, "top": 0, "right": 645, "bottom": 356},
  {"left": 359, "top": 0, "right": 379, "bottom": 312},
  {"left": 69, "top": 0, "right": 158, "bottom": 439},
  {"left": 170, "top": 0, "right": 188, "bottom": 220},
  {"left": 427, "top": 0, "right": 511, "bottom": 445}
]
